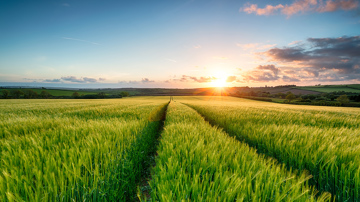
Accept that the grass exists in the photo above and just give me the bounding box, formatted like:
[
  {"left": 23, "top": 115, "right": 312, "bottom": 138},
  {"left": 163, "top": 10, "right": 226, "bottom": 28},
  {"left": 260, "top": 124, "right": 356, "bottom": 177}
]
[
  {"left": 0, "top": 97, "right": 168, "bottom": 201},
  {"left": 146, "top": 101, "right": 330, "bottom": 201},
  {"left": 1, "top": 96, "right": 359, "bottom": 201},
  {"left": 179, "top": 96, "right": 360, "bottom": 201}
]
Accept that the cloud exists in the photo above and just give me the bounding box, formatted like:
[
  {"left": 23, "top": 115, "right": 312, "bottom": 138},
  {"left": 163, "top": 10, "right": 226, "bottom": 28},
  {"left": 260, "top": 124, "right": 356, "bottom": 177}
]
[
  {"left": 318, "top": 0, "right": 359, "bottom": 12},
  {"left": 83, "top": 77, "right": 97, "bottom": 83},
  {"left": 62, "top": 3, "right": 70, "bottom": 7},
  {"left": 288, "top": 41, "right": 302, "bottom": 46},
  {"left": 118, "top": 77, "right": 156, "bottom": 84},
  {"left": 226, "top": 76, "right": 237, "bottom": 82},
  {"left": 43, "top": 79, "right": 61, "bottom": 83},
  {"left": 282, "top": 75, "right": 301, "bottom": 82},
  {"left": 241, "top": 0, "right": 359, "bottom": 16},
  {"left": 281, "top": 0, "right": 317, "bottom": 16},
  {"left": 193, "top": 45, "right": 201, "bottom": 49},
  {"left": 264, "top": 47, "right": 311, "bottom": 62},
  {"left": 180, "top": 75, "right": 217, "bottom": 83},
  {"left": 242, "top": 3, "right": 284, "bottom": 15},
  {"left": 99, "top": 77, "right": 106, "bottom": 81},
  {"left": 257, "top": 64, "right": 281, "bottom": 75},
  {"left": 241, "top": 65, "right": 281, "bottom": 82},
  {"left": 61, "top": 76, "right": 98, "bottom": 83},
  {"left": 129, "top": 80, "right": 139, "bottom": 84},
  {"left": 253, "top": 35, "right": 360, "bottom": 82},
  {"left": 141, "top": 78, "right": 155, "bottom": 83},
  {"left": 62, "top": 37, "right": 100, "bottom": 45}
]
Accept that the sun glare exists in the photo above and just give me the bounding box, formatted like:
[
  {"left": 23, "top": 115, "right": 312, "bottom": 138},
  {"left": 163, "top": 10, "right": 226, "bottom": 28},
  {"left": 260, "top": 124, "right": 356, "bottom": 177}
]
[
  {"left": 211, "top": 71, "right": 228, "bottom": 87},
  {"left": 212, "top": 78, "right": 227, "bottom": 87}
]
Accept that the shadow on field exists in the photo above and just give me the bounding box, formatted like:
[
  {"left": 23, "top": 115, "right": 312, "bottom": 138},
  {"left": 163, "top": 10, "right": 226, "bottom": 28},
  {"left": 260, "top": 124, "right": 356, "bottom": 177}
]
[{"left": 136, "top": 102, "right": 169, "bottom": 201}]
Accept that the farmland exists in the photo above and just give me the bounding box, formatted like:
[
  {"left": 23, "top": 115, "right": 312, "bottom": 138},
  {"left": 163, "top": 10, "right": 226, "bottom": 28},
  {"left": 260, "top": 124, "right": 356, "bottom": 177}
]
[
  {"left": 296, "top": 84, "right": 360, "bottom": 93},
  {"left": 1, "top": 96, "right": 360, "bottom": 201},
  {"left": 0, "top": 97, "right": 168, "bottom": 201}
]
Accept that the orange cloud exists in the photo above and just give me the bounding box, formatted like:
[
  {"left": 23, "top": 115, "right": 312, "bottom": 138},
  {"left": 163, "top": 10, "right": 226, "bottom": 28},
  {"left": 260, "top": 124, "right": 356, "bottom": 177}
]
[
  {"left": 241, "top": 0, "right": 358, "bottom": 16},
  {"left": 242, "top": 4, "right": 284, "bottom": 15},
  {"left": 318, "top": 0, "right": 358, "bottom": 12}
]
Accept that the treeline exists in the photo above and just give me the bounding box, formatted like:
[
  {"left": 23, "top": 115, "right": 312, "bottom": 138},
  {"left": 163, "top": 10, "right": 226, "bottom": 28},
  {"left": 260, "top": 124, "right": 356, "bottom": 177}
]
[
  {"left": 234, "top": 90, "right": 360, "bottom": 107},
  {"left": 0, "top": 89, "right": 130, "bottom": 99}
]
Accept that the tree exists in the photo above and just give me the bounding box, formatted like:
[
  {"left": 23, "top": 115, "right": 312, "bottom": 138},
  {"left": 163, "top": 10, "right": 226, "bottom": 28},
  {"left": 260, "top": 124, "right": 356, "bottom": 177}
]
[
  {"left": 275, "top": 92, "right": 285, "bottom": 99},
  {"left": 285, "top": 92, "right": 296, "bottom": 103},
  {"left": 1, "top": 90, "right": 10, "bottom": 99},
  {"left": 23, "top": 89, "right": 38, "bottom": 99},
  {"left": 40, "top": 91, "right": 52, "bottom": 99},
  {"left": 336, "top": 94, "right": 349, "bottom": 105},
  {"left": 120, "top": 91, "right": 129, "bottom": 97},
  {"left": 72, "top": 92, "right": 80, "bottom": 99},
  {"left": 97, "top": 92, "right": 106, "bottom": 99},
  {"left": 11, "top": 90, "right": 24, "bottom": 99}
]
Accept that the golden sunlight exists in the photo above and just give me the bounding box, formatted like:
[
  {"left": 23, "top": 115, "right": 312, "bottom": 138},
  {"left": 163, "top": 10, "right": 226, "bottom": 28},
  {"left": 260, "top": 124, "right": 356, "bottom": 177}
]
[{"left": 210, "top": 71, "right": 228, "bottom": 87}]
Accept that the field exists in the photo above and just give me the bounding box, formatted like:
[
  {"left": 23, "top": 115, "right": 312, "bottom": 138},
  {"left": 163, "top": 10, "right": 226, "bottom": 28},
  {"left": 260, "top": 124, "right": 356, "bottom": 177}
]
[
  {"left": 1, "top": 96, "right": 360, "bottom": 201},
  {"left": 296, "top": 84, "right": 360, "bottom": 93}
]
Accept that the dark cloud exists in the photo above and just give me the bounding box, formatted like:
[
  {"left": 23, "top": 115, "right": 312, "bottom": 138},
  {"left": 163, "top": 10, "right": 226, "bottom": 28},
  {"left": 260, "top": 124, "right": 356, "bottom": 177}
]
[
  {"left": 257, "top": 64, "right": 280, "bottom": 74},
  {"left": 43, "top": 79, "right": 61, "bottom": 83},
  {"left": 265, "top": 48, "right": 311, "bottom": 62},
  {"left": 61, "top": 76, "right": 84, "bottom": 83},
  {"left": 282, "top": 75, "right": 300, "bottom": 82},
  {"left": 180, "top": 75, "right": 217, "bottom": 83},
  {"left": 242, "top": 65, "right": 281, "bottom": 82},
  {"left": 61, "top": 76, "right": 97, "bottom": 83},
  {"left": 261, "top": 35, "right": 360, "bottom": 81},
  {"left": 83, "top": 77, "right": 97, "bottom": 83},
  {"left": 303, "top": 69, "right": 319, "bottom": 77},
  {"left": 99, "top": 78, "right": 106, "bottom": 81}
]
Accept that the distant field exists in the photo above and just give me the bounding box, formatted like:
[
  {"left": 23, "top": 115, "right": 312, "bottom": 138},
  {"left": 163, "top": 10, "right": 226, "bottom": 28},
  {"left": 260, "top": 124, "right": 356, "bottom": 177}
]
[
  {"left": 1, "top": 88, "right": 97, "bottom": 96},
  {"left": 296, "top": 84, "right": 360, "bottom": 93},
  {"left": 1, "top": 96, "right": 360, "bottom": 201}
]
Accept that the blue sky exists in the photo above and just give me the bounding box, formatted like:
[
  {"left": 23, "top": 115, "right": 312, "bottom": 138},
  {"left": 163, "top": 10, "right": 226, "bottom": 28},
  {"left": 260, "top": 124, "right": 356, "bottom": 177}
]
[{"left": 0, "top": 0, "right": 359, "bottom": 88}]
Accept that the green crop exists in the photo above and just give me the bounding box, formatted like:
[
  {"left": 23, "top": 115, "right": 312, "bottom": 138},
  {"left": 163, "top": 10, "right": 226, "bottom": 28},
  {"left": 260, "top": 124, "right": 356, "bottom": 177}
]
[
  {"left": 180, "top": 96, "right": 360, "bottom": 201},
  {"left": 2, "top": 96, "right": 358, "bottom": 201},
  {"left": 147, "top": 101, "right": 331, "bottom": 201},
  {"left": 0, "top": 98, "right": 168, "bottom": 201}
]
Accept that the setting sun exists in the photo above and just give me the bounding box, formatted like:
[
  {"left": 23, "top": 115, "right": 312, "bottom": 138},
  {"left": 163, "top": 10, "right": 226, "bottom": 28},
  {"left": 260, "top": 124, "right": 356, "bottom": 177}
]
[
  {"left": 211, "top": 77, "right": 227, "bottom": 87},
  {"left": 210, "top": 71, "right": 228, "bottom": 87}
]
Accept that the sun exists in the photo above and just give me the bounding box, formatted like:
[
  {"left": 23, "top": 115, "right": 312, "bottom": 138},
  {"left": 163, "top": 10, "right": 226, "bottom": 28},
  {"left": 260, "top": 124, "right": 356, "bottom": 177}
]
[
  {"left": 211, "top": 77, "right": 227, "bottom": 87},
  {"left": 210, "top": 71, "right": 228, "bottom": 87}
]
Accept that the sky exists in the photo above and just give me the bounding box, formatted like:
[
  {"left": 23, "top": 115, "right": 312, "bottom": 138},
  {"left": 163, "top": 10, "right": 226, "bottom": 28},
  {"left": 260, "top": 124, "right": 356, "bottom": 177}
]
[{"left": 0, "top": 0, "right": 359, "bottom": 88}]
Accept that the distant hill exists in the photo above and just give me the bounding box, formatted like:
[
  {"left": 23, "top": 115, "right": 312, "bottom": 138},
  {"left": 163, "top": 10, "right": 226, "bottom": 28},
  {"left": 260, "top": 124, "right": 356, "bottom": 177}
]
[
  {"left": 296, "top": 84, "right": 360, "bottom": 93},
  {"left": 1, "top": 84, "right": 359, "bottom": 98}
]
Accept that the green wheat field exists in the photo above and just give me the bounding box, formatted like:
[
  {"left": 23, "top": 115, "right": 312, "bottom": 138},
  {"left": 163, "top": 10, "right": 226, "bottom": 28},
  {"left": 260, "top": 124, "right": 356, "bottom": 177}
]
[{"left": 1, "top": 96, "right": 360, "bottom": 201}]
